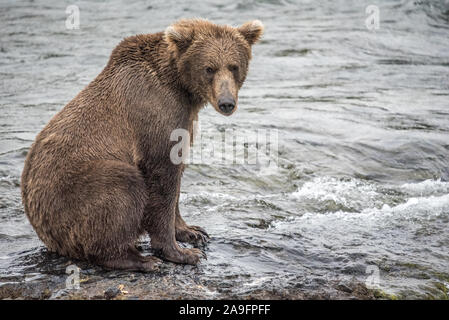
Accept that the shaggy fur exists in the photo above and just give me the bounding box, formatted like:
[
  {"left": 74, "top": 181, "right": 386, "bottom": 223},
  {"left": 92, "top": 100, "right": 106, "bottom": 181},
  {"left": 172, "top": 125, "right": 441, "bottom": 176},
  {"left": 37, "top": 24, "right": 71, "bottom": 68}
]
[{"left": 21, "top": 19, "right": 263, "bottom": 271}]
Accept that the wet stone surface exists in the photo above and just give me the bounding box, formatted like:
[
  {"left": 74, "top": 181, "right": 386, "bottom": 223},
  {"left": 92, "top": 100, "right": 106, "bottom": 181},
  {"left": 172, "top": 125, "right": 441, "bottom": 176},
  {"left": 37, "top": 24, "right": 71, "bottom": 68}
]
[
  {"left": 1, "top": 0, "right": 449, "bottom": 299},
  {"left": 0, "top": 246, "right": 380, "bottom": 300}
]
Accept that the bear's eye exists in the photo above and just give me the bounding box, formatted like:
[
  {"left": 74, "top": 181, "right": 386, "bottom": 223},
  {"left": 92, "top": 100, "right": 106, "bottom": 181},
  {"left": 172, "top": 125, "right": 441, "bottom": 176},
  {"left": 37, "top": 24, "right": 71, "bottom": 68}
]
[
  {"left": 205, "top": 67, "right": 215, "bottom": 75},
  {"left": 229, "top": 65, "right": 239, "bottom": 72}
]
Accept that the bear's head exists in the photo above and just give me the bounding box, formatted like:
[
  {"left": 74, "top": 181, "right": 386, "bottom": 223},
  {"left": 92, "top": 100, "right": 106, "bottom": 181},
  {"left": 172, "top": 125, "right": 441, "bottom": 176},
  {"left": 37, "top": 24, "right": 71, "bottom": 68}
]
[{"left": 164, "top": 19, "right": 264, "bottom": 116}]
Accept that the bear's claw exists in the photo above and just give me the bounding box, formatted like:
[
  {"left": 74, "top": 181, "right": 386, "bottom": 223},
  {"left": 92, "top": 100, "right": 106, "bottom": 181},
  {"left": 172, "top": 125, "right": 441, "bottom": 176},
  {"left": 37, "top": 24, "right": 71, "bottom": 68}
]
[
  {"left": 190, "top": 225, "right": 210, "bottom": 238},
  {"left": 176, "top": 225, "right": 210, "bottom": 246}
]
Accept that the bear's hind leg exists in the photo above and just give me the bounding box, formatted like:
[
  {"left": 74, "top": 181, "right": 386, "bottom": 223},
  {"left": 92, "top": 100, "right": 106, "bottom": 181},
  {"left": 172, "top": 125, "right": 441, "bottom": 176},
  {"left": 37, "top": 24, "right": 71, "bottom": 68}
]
[
  {"left": 100, "top": 246, "right": 162, "bottom": 272},
  {"left": 69, "top": 160, "right": 160, "bottom": 271}
]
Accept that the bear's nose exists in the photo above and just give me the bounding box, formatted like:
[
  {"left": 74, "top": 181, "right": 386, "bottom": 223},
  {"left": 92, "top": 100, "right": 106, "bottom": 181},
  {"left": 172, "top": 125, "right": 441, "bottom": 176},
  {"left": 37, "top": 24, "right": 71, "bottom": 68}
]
[{"left": 218, "top": 97, "right": 236, "bottom": 114}]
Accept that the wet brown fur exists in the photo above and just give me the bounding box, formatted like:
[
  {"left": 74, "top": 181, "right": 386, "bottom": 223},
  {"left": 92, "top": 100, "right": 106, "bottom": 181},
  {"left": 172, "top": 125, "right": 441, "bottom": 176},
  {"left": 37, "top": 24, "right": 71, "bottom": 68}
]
[{"left": 21, "top": 19, "right": 263, "bottom": 270}]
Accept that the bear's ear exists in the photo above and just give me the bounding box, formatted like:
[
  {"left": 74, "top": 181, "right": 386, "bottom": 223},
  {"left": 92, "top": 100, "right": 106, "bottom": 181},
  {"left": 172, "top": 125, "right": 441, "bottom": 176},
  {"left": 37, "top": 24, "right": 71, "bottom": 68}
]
[
  {"left": 237, "top": 20, "right": 264, "bottom": 46},
  {"left": 164, "top": 24, "right": 194, "bottom": 56}
]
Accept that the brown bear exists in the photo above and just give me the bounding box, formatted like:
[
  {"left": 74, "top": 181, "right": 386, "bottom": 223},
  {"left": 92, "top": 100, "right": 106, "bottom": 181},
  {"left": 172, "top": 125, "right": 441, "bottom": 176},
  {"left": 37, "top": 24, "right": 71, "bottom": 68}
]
[{"left": 21, "top": 18, "right": 264, "bottom": 271}]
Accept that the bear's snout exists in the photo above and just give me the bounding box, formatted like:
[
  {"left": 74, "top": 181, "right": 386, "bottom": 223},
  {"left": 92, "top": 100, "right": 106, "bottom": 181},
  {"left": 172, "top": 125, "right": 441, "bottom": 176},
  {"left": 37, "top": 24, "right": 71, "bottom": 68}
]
[
  {"left": 213, "top": 76, "right": 238, "bottom": 116},
  {"left": 218, "top": 96, "right": 236, "bottom": 115}
]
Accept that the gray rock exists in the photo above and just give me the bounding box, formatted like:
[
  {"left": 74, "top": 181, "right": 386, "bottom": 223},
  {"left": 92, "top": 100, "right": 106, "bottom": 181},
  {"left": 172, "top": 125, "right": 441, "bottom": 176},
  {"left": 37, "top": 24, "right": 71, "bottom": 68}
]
[{"left": 104, "top": 287, "right": 121, "bottom": 300}]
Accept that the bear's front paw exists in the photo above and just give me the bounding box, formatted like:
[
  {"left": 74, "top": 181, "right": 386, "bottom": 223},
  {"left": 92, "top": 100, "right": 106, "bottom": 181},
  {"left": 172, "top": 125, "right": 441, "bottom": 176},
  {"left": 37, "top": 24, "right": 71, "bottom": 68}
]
[
  {"left": 176, "top": 225, "right": 210, "bottom": 247},
  {"left": 162, "top": 246, "right": 206, "bottom": 265}
]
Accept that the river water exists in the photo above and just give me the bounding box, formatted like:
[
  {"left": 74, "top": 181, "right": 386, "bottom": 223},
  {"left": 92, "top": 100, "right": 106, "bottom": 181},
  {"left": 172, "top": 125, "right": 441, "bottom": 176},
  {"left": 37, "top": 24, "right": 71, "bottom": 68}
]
[{"left": 1, "top": 0, "right": 449, "bottom": 299}]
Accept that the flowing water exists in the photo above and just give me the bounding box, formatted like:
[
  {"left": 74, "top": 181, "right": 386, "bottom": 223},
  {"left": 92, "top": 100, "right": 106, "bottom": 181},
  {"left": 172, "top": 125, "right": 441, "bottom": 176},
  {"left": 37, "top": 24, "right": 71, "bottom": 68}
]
[{"left": 1, "top": 0, "right": 449, "bottom": 299}]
